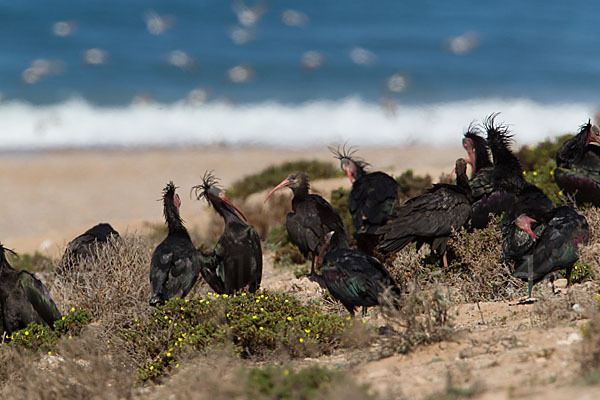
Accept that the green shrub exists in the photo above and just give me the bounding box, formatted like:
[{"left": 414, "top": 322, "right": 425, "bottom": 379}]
[
  {"left": 396, "top": 170, "right": 432, "bottom": 201},
  {"left": 227, "top": 160, "right": 339, "bottom": 199},
  {"left": 245, "top": 365, "right": 375, "bottom": 399},
  {"left": 517, "top": 134, "right": 572, "bottom": 171},
  {"left": 7, "top": 252, "right": 56, "bottom": 274},
  {"left": 522, "top": 160, "right": 561, "bottom": 204},
  {"left": 6, "top": 308, "right": 94, "bottom": 353},
  {"left": 120, "top": 291, "right": 349, "bottom": 381},
  {"left": 330, "top": 187, "right": 355, "bottom": 237}
]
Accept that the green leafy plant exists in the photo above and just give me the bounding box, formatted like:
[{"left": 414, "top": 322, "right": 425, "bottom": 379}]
[
  {"left": 227, "top": 160, "right": 339, "bottom": 200},
  {"left": 120, "top": 291, "right": 350, "bottom": 381}
]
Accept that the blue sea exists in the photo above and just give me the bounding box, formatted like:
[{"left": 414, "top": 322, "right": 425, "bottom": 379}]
[{"left": 0, "top": 0, "right": 598, "bottom": 149}]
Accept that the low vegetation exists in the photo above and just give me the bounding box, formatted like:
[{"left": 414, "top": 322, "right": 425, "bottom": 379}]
[{"left": 226, "top": 160, "right": 339, "bottom": 200}]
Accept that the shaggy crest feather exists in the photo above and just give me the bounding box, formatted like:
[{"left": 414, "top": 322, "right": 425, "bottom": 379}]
[
  {"left": 191, "top": 171, "right": 220, "bottom": 205},
  {"left": 328, "top": 142, "right": 370, "bottom": 171}
]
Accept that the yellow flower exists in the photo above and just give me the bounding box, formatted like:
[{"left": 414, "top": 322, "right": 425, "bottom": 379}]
[
  {"left": 169, "top": 320, "right": 172, "bottom": 324},
  {"left": 226, "top": 313, "right": 230, "bottom": 317},
  {"left": 180, "top": 306, "right": 184, "bottom": 310},
  {"left": 25, "top": 331, "right": 29, "bottom": 336},
  {"left": 522, "top": 171, "right": 526, "bottom": 175},
  {"left": 208, "top": 292, "right": 212, "bottom": 296},
  {"left": 559, "top": 191, "right": 563, "bottom": 196},
  {"left": 223, "top": 294, "right": 229, "bottom": 298},
  {"left": 206, "top": 301, "right": 210, "bottom": 305},
  {"left": 71, "top": 307, "right": 76, "bottom": 312},
  {"left": 574, "top": 265, "right": 578, "bottom": 270},
  {"left": 215, "top": 294, "right": 220, "bottom": 298},
  {"left": 200, "top": 299, "right": 204, "bottom": 303},
  {"left": 265, "top": 296, "right": 268, "bottom": 300},
  {"left": 533, "top": 171, "right": 537, "bottom": 176},
  {"left": 259, "top": 327, "right": 264, "bottom": 331},
  {"left": 299, "top": 338, "right": 304, "bottom": 343},
  {"left": 260, "top": 308, "right": 264, "bottom": 312},
  {"left": 287, "top": 316, "right": 292, "bottom": 321},
  {"left": 596, "top": 294, "right": 600, "bottom": 300},
  {"left": 345, "top": 316, "right": 351, "bottom": 320},
  {"left": 134, "top": 318, "right": 138, "bottom": 322},
  {"left": 107, "top": 340, "right": 110, "bottom": 344},
  {"left": 256, "top": 299, "right": 260, "bottom": 303},
  {"left": 182, "top": 333, "right": 186, "bottom": 337},
  {"left": 61, "top": 316, "right": 65, "bottom": 321},
  {"left": 305, "top": 329, "right": 310, "bottom": 333},
  {"left": 174, "top": 323, "right": 177, "bottom": 327},
  {"left": 362, "top": 319, "right": 366, "bottom": 324},
  {"left": 178, "top": 338, "right": 183, "bottom": 342},
  {"left": 316, "top": 334, "right": 320, "bottom": 339},
  {"left": 252, "top": 315, "right": 257, "bottom": 319},
  {"left": 284, "top": 299, "right": 289, "bottom": 303},
  {"left": 149, "top": 366, "right": 154, "bottom": 371},
  {"left": 185, "top": 299, "right": 189, "bottom": 303},
  {"left": 242, "top": 293, "right": 247, "bottom": 296},
  {"left": 154, "top": 319, "right": 158, "bottom": 322},
  {"left": 166, "top": 352, "right": 171, "bottom": 357},
  {"left": 550, "top": 169, "right": 555, "bottom": 176},
  {"left": 175, "top": 364, "right": 180, "bottom": 368},
  {"left": 283, "top": 369, "right": 289, "bottom": 376},
  {"left": 164, "top": 316, "right": 168, "bottom": 320},
  {"left": 68, "top": 335, "right": 72, "bottom": 340},
  {"left": 48, "top": 351, "right": 52, "bottom": 355}
]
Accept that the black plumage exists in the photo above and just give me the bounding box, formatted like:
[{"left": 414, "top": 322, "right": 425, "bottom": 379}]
[
  {"left": 376, "top": 158, "right": 472, "bottom": 267},
  {"left": 471, "top": 114, "right": 528, "bottom": 227},
  {"left": 554, "top": 121, "right": 600, "bottom": 206},
  {"left": 501, "top": 184, "right": 554, "bottom": 265},
  {"left": 462, "top": 124, "right": 499, "bottom": 229},
  {"left": 511, "top": 206, "right": 589, "bottom": 298},
  {"left": 192, "top": 172, "right": 262, "bottom": 294},
  {"left": 311, "top": 231, "right": 401, "bottom": 317},
  {"left": 0, "top": 244, "right": 62, "bottom": 336},
  {"left": 330, "top": 144, "right": 399, "bottom": 253},
  {"left": 149, "top": 182, "right": 201, "bottom": 306},
  {"left": 265, "top": 172, "right": 349, "bottom": 274},
  {"left": 60, "top": 223, "right": 120, "bottom": 270}
]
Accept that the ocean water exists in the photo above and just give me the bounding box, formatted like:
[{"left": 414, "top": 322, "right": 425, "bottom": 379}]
[{"left": 0, "top": 0, "right": 598, "bottom": 149}]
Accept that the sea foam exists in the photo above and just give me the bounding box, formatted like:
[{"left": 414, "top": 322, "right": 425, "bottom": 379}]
[{"left": 0, "top": 97, "right": 595, "bottom": 150}]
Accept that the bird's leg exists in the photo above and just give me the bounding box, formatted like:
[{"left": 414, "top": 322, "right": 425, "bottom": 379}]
[
  {"left": 566, "top": 267, "right": 573, "bottom": 288},
  {"left": 442, "top": 252, "right": 448, "bottom": 268},
  {"left": 310, "top": 254, "right": 315, "bottom": 275},
  {"left": 550, "top": 275, "right": 557, "bottom": 295},
  {"left": 362, "top": 306, "right": 368, "bottom": 317}
]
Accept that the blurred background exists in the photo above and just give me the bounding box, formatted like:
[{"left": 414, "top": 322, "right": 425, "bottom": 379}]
[{"left": 0, "top": 0, "right": 599, "bottom": 149}]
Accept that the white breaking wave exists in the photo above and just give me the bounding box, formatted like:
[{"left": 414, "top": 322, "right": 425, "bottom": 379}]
[{"left": 0, "top": 97, "right": 596, "bottom": 150}]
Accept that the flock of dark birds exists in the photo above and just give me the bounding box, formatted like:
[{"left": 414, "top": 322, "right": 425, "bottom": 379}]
[{"left": 1, "top": 114, "right": 600, "bottom": 338}]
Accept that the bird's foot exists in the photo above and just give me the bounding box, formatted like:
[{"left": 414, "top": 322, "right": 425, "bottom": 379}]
[{"left": 509, "top": 297, "right": 537, "bottom": 306}]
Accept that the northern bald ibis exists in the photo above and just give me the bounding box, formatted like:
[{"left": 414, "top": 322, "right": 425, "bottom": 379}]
[
  {"left": 330, "top": 144, "right": 399, "bottom": 253},
  {"left": 149, "top": 182, "right": 200, "bottom": 306},
  {"left": 311, "top": 231, "right": 402, "bottom": 317},
  {"left": 0, "top": 244, "right": 62, "bottom": 336},
  {"left": 192, "top": 172, "right": 262, "bottom": 294},
  {"left": 60, "top": 223, "right": 120, "bottom": 270},
  {"left": 264, "top": 172, "right": 349, "bottom": 274},
  {"left": 376, "top": 158, "right": 472, "bottom": 267},
  {"left": 555, "top": 121, "right": 600, "bottom": 206}
]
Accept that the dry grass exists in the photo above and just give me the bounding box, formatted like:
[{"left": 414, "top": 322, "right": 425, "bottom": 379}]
[
  {"left": 51, "top": 234, "right": 154, "bottom": 333},
  {"left": 532, "top": 283, "right": 598, "bottom": 327},
  {"left": 0, "top": 331, "right": 135, "bottom": 399},
  {"left": 378, "top": 285, "right": 454, "bottom": 355},
  {"left": 388, "top": 221, "right": 521, "bottom": 303}
]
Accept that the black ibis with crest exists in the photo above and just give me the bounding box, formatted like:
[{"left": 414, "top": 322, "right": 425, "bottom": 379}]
[
  {"left": 0, "top": 243, "right": 62, "bottom": 336},
  {"left": 264, "top": 171, "right": 349, "bottom": 275},
  {"left": 554, "top": 121, "right": 600, "bottom": 206},
  {"left": 310, "top": 231, "right": 402, "bottom": 317},
  {"left": 330, "top": 144, "right": 399, "bottom": 253},
  {"left": 376, "top": 158, "right": 472, "bottom": 267},
  {"left": 192, "top": 172, "right": 262, "bottom": 294},
  {"left": 461, "top": 124, "right": 497, "bottom": 229},
  {"left": 149, "top": 182, "right": 201, "bottom": 306}
]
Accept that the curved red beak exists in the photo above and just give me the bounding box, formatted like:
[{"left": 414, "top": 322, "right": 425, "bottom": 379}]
[
  {"left": 219, "top": 192, "right": 247, "bottom": 221},
  {"left": 344, "top": 167, "right": 354, "bottom": 184},
  {"left": 264, "top": 178, "right": 290, "bottom": 204},
  {"left": 516, "top": 215, "right": 539, "bottom": 239}
]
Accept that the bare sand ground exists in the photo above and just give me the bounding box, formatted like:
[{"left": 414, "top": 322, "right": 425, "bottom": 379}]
[{"left": 0, "top": 145, "right": 461, "bottom": 255}]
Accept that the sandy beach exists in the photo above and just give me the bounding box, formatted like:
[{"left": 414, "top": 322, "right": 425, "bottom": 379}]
[{"left": 0, "top": 145, "right": 462, "bottom": 255}]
